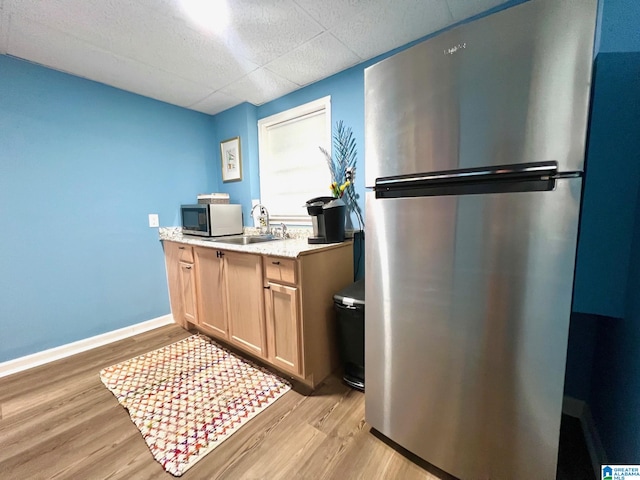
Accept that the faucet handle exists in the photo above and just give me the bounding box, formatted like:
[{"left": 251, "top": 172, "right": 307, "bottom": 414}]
[{"left": 272, "top": 223, "right": 287, "bottom": 238}]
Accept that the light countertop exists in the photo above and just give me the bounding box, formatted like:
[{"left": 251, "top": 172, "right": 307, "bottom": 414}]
[{"left": 158, "top": 227, "right": 352, "bottom": 258}]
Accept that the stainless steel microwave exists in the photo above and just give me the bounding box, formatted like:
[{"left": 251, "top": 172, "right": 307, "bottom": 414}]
[{"left": 181, "top": 204, "right": 243, "bottom": 237}]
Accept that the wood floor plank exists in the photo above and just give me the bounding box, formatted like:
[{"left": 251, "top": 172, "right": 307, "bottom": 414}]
[
  {"left": 0, "top": 326, "right": 189, "bottom": 404},
  {"left": 0, "top": 384, "right": 111, "bottom": 461},
  {"left": 180, "top": 391, "right": 306, "bottom": 480},
  {"left": 0, "top": 325, "right": 437, "bottom": 480}
]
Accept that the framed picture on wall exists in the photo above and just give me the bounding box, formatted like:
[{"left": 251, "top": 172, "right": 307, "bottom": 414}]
[{"left": 220, "top": 136, "right": 242, "bottom": 182}]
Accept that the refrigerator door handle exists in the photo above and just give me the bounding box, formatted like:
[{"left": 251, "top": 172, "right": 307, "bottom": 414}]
[
  {"left": 376, "top": 161, "right": 557, "bottom": 186},
  {"left": 373, "top": 161, "right": 582, "bottom": 199}
]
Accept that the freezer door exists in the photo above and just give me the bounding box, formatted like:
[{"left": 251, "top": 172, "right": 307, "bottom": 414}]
[
  {"left": 364, "top": 0, "right": 596, "bottom": 186},
  {"left": 365, "top": 178, "right": 581, "bottom": 480}
]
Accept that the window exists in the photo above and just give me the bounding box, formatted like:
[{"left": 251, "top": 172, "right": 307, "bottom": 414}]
[{"left": 258, "top": 96, "right": 331, "bottom": 224}]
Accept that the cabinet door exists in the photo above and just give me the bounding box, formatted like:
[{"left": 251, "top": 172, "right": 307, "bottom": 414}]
[
  {"left": 265, "top": 282, "right": 301, "bottom": 376},
  {"left": 225, "top": 252, "right": 267, "bottom": 357},
  {"left": 164, "top": 241, "right": 186, "bottom": 326},
  {"left": 194, "top": 247, "right": 228, "bottom": 340},
  {"left": 179, "top": 261, "right": 197, "bottom": 324}
]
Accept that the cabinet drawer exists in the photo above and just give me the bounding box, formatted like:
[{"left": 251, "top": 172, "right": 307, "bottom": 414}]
[
  {"left": 176, "top": 244, "right": 194, "bottom": 262},
  {"left": 264, "top": 256, "right": 297, "bottom": 285}
]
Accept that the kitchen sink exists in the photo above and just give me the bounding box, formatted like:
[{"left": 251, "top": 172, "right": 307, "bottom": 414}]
[{"left": 210, "top": 234, "right": 282, "bottom": 245}]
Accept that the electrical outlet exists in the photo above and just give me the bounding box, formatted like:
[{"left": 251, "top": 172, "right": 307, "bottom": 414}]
[{"left": 148, "top": 214, "right": 159, "bottom": 228}]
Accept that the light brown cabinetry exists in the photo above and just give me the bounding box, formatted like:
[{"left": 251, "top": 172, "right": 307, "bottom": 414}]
[
  {"left": 264, "top": 257, "right": 297, "bottom": 284},
  {"left": 179, "top": 262, "right": 197, "bottom": 324},
  {"left": 263, "top": 248, "right": 353, "bottom": 388},
  {"left": 164, "top": 241, "right": 197, "bottom": 327},
  {"left": 224, "top": 251, "right": 267, "bottom": 357},
  {"left": 163, "top": 239, "right": 353, "bottom": 388},
  {"left": 265, "top": 280, "right": 301, "bottom": 375},
  {"left": 194, "top": 248, "right": 227, "bottom": 340}
]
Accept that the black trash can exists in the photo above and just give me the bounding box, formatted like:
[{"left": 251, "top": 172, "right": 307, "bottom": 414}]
[{"left": 334, "top": 279, "right": 365, "bottom": 391}]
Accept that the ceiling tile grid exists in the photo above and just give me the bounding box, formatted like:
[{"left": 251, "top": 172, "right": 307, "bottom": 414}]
[
  {"left": 292, "top": 0, "right": 372, "bottom": 30},
  {"left": 215, "top": 0, "right": 324, "bottom": 66},
  {"left": 188, "top": 90, "right": 244, "bottom": 115},
  {"left": 221, "top": 67, "right": 298, "bottom": 106},
  {"left": 265, "top": 32, "right": 361, "bottom": 87},
  {"left": 330, "top": 0, "right": 454, "bottom": 60}
]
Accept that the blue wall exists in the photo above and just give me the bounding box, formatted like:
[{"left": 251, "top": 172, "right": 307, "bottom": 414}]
[
  {"left": 572, "top": 0, "right": 640, "bottom": 317},
  {"left": 573, "top": 53, "right": 640, "bottom": 317},
  {"left": 210, "top": 57, "right": 371, "bottom": 279},
  {"left": 211, "top": 102, "right": 259, "bottom": 224},
  {"left": 615, "top": 175, "right": 640, "bottom": 460},
  {"left": 0, "top": 55, "right": 216, "bottom": 362},
  {"left": 565, "top": 0, "right": 640, "bottom": 464},
  {"left": 588, "top": 156, "right": 640, "bottom": 462},
  {"left": 599, "top": 0, "right": 640, "bottom": 53},
  {"left": 584, "top": 51, "right": 640, "bottom": 463},
  {"left": 563, "top": 312, "right": 600, "bottom": 401},
  {"left": 212, "top": 67, "right": 368, "bottom": 232}
]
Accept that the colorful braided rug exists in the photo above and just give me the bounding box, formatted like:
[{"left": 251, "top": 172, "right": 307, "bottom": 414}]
[{"left": 100, "top": 335, "right": 290, "bottom": 476}]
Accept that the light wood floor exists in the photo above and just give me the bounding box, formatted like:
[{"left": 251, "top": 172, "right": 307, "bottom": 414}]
[{"left": 0, "top": 325, "right": 441, "bottom": 480}]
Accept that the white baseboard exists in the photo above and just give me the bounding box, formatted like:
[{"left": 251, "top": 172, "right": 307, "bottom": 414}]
[
  {"left": 563, "top": 395, "right": 608, "bottom": 478},
  {"left": 0, "top": 314, "right": 174, "bottom": 378}
]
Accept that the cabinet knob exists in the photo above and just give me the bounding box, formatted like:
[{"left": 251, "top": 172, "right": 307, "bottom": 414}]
[
  {"left": 272, "top": 261, "right": 280, "bottom": 265},
  {"left": 185, "top": 265, "right": 192, "bottom": 270},
  {"left": 264, "top": 285, "right": 271, "bottom": 289},
  {"left": 179, "top": 246, "right": 185, "bottom": 250}
]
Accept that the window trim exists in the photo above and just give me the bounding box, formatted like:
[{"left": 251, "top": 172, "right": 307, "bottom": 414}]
[{"left": 257, "top": 96, "right": 332, "bottom": 225}]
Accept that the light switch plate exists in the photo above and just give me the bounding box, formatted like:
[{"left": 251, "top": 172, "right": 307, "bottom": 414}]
[{"left": 148, "top": 214, "right": 159, "bottom": 228}]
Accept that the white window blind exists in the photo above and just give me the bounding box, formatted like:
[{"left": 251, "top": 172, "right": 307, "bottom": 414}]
[{"left": 258, "top": 96, "right": 331, "bottom": 224}]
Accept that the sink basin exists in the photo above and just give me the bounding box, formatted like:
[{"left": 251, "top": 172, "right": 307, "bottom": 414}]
[{"left": 210, "top": 234, "right": 282, "bottom": 245}]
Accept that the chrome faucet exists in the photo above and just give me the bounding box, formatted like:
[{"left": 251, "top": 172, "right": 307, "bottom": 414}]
[
  {"left": 275, "top": 222, "right": 288, "bottom": 239},
  {"left": 250, "top": 203, "right": 270, "bottom": 234}
]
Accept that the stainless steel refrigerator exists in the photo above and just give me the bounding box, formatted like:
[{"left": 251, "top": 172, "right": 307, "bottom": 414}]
[{"left": 364, "top": 1, "right": 597, "bottom": 479}]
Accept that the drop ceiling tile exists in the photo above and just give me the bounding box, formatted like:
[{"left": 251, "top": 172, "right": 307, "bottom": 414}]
[
  {"left": 265, "top": 32, "right": 360, "bottom": 87},
  {"left": 116, "top": 19, "right": 259, "bottom": 90},
  {"left": 446, "top": 0, "right": 510, "bottom": 22},
  {"left": 8, "top": 0, "right": 257, "bottom": 90},
  {"left": 332, "top": 0, "right": 454, "bottom": 60},
  {"left": 8, "top": 17, "right": 215, "bottom": 108},
  {"left": 0, "top": 0, "right": 9, "bottom": 54},
  {"left": 3, "top": 0, "right": 502, "bottom": 114},
  {"left": 293, "top": 0, "right": 373, "bottom": 29},
  {"left": 189, "top": 91, "right": 244, "bottom": 115},
  {"left": 217, "top": 0, "right": 324, "bottom": 65},
  {"left": 221, "top": 68, "right": 298, "bottom": 106},
  {"left": 8, "top": 0, "right": 138, "bottom": 45}
]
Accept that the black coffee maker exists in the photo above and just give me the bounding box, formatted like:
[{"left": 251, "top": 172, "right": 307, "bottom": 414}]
[{"left": 306, "top": 196, "right": 346, "bottom": 244}]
